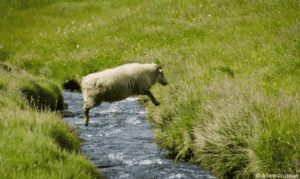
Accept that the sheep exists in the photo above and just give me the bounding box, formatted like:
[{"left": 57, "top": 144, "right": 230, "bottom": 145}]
[{"left": 81, "top": 63, "right": 168, "bottom": 126}]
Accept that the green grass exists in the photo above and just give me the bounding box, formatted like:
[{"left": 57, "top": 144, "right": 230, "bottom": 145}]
[
  {"left": 0, "top": 0, "right": 300, "bottom": 178},
  {"left": 0, "top": 67, "right": 102, "bottom": 178}
]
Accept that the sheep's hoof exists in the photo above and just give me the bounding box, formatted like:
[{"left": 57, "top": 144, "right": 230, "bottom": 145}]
[
  {"left": 85, "top": 123, "right": 89, "bottom": 126},
  {"left": 155, "top": 102, "right": 160, "bottom": 106}
]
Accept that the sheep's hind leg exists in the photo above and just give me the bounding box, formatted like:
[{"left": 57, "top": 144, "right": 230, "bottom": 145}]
[{"left": 83, "top": 106, "right": 90, "bottom": 126}]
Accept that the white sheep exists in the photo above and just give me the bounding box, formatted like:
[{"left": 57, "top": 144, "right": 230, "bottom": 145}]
[{"left": 81, "top": 63, "right": 168, "bottom": 126}]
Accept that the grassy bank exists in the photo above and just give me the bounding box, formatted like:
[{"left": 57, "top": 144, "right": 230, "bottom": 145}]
[
  {"left": 0, "top": 66, "right": 102, "bottom": 178},
  {"left": 1, "top": 0, "right": 299, "bottom": 178}
]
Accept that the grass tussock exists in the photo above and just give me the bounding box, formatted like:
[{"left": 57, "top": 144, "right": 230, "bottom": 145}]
[{"left": 1, "top": 0, "right": 300, "bottom": 178}]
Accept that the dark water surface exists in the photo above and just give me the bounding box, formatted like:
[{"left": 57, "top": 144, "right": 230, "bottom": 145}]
[{"left": 62, "top": 91, "right": 217, "bottom": 179}]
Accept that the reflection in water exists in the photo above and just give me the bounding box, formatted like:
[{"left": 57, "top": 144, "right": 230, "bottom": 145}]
[{"left": 62, "top": 91, "right": 217, "bottom": 179}]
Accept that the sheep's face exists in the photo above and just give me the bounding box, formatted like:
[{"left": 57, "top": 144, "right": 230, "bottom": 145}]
[{"left": 157, "top": 67, "right": 168, "bottom": 86}]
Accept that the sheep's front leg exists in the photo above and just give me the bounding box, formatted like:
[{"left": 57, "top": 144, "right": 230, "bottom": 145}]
[
  {"left": 83, "top": 106, "right": 90, "bottom": 126},
  {"left": 145, "top": 90, "right": 160, "bottom": 106}
]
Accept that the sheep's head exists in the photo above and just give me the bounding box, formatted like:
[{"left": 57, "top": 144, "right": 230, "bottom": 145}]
[{"left": 156, "top": 65, "right": 167, "bottom": 86}]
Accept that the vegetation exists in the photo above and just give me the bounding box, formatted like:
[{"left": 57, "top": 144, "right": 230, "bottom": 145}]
[
  {"left": 0, "top": 0, "right": 299, "bottom": 178},
  {"left": 0, "top": 66, "right": 102, "bottom": 178}
]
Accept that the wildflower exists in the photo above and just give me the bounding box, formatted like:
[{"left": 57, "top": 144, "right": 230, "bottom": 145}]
[
  {"left": 265, "top": 70, "right": 267, "bottom": 72},
  {"left": 263, "top": 49, "right": 266, "bottom": 52},
  {"left": 262, "top": 82, "right": 265, "bottom": 85},
  {"left": 245, "top": 59, "right": 248, "bottom": 62},
  {"left": 273, "top": 83, "right": 276, "bottom": 86},
  {"left": 181, "top": 11, "right": 183, "bottom": 13},
  {"left": 72, "top": 21, "right": 74, "bottom": 24},
  {"left": 77, "top": 45, "right": 79, "bottom": 48},
  {"left": 89, "top": 23, "right": 91, "bottom": 26},
  {"left": 285, "top": 90, "right": 290, "bottom": 94},
  {"left": 208, "top": 14, "right": 211, "bottom": 17}
]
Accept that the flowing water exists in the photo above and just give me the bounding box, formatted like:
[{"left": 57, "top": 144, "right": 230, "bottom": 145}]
[{"left": 61, "top": 91, "right": 217, "bottom": 179}]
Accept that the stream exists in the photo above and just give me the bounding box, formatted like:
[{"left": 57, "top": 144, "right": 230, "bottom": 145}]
[{"left": 61, "top": 91, "right": 217, "bottom": 179}]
